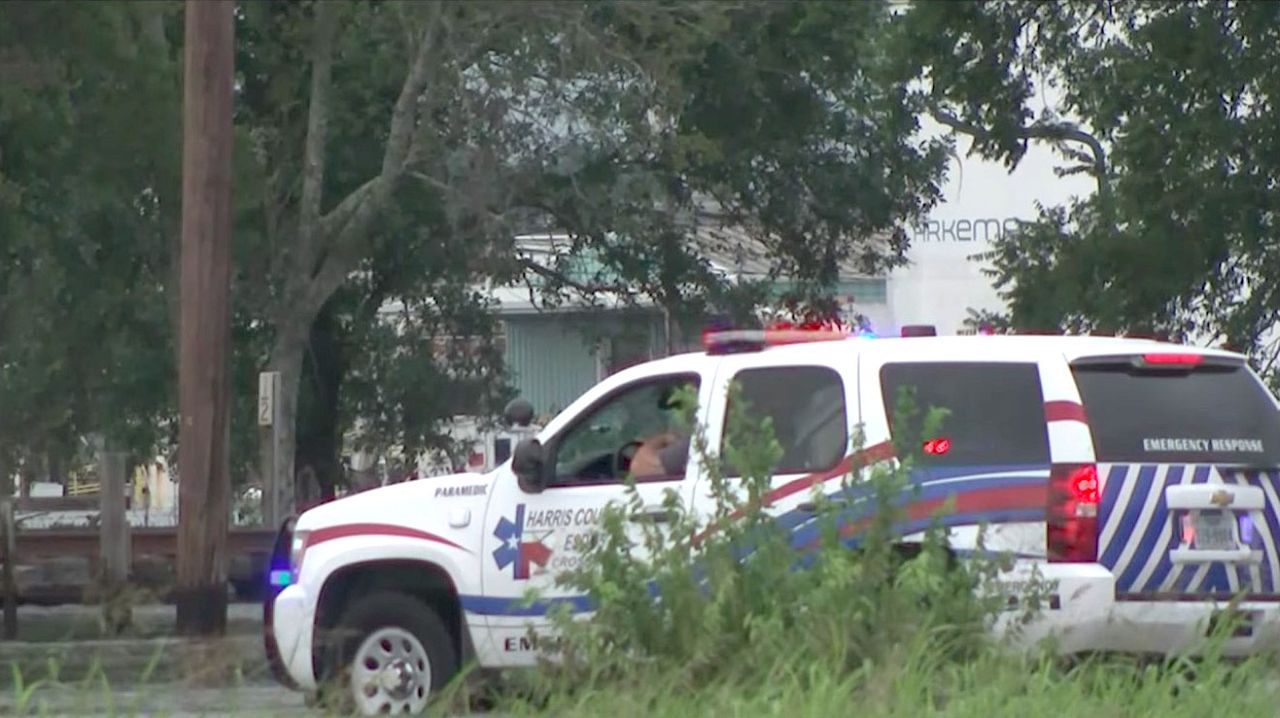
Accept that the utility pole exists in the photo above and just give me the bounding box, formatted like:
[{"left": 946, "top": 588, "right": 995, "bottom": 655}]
[{"left": 176, "top": 0, "right": 234, "bottom": 637}]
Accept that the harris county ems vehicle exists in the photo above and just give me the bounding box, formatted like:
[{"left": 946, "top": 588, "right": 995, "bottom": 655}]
[{"left": 264, "top": 326, "right": 1280, "bottom": 715}]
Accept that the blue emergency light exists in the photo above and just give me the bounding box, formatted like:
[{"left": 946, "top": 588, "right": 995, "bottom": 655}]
[{"left": 269, "top": 569, "right": 293, "bottom": 587}]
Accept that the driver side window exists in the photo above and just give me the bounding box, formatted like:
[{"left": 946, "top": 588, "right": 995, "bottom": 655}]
[{"left": 550, "top": 374, "right": 700, "bottom": 486}]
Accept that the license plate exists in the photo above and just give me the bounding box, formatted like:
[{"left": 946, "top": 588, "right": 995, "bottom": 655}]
[{"left": 1193, "top": 510, "right": 1237, "bottom": 551}]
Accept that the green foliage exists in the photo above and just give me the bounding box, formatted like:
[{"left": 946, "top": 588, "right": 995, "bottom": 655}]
[
  {"left": 0, "top": 1, "right": 182, "bottom": 467},
  {"left": 524, "top": 1, "right": 950, "bottom": 324},
  {"left": 0, "top": 0, "right": 1005, "bottom": 493},
  {"left": 228, "top": 0, "right": 954, "bottom": 487}
]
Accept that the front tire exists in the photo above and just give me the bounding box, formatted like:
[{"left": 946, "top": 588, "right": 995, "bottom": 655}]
[{"left": 318, "top": 591, "right": 459, "bottom": 716}]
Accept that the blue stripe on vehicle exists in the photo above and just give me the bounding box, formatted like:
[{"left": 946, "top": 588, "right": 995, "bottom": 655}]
[
  {"left": 1101, "top": 465, "right": 1156, "bottom": 570},
  {"left": 1205, "top": 562, "right": 1232, "bottom": 594},
  {"left": 1253, "top": 469, "right": 1280, "bottom": 593},
  {"left": 778, "top": 473, "right": 1049, "bottom": 545},
  {"left": 775, "top": 466, "right": 1047, "bottom": 522},
  {"left": 1127, "top": 464, "right": 1184, "bottom": 593},
  {"left": 1237, "top": 468, "right": 1280, "bottom": 595},
  {"left": 1177, "top": 563, "right": 1198, "bottom": 593},
  {"left": 789, "top": 506, "right": 1046, "bottom": 551},
  {"left": 461, "top": 593, "right": 596, "bottom": 616},
  {"left": 1108, "top": 464, "right": 1280, "bottom": 597},
  {"left": 1140, "top": 466, "right": 1204, "bottom": 592},
  {"left": 1116, "top": 465, "right": 1168, "bottom": 592},
  {"left": 777, "top": 470, "right": 1047, "bottom": 537},
  {"left": 1096, "top": 464, "right": 1131, "bottom": 566}
]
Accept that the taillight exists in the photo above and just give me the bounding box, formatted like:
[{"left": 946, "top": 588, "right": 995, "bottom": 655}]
[
  {"left": 923, "top": 437, "right": 951, "bottom": 455},
  {"left": 1047, "top": 464, "right": 1100, "bottom": 563}
]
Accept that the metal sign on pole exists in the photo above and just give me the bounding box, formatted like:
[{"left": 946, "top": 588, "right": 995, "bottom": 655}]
[
  {"left": 258, "top": 371, "right": 279, "bottom": 427},
  {"left": 259, "top": 371, "right": 289, "bottom": 527}
]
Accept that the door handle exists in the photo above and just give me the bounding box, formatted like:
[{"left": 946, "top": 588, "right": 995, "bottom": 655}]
[{"left": 629, "top": 508, "right": 670, "bottom": 524}]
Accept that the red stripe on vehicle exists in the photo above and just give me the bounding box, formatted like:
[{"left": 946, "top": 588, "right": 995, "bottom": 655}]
[
  {"left": 306, "top": 523, "right": 470, "bottom": 553},
  {"left": 765, "top": 440, "right": 897, "bottom": 505},
  {"left": 691, "top": 441, "right": 897, "bottom": 545},
  {"left": 1044, "top": 400, "right": 1087, "bottom": 423}
]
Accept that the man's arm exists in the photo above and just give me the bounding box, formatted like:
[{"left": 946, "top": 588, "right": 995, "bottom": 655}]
[{"left": 657, "top": 435, "right": 691, "bottom": 477}]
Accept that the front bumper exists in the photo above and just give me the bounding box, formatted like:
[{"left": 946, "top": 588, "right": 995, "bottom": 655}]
[
  {"left": 996, "top": 562, "right": 1280, "bottom": 656},
  {"left": 262, "top": 516, "right": 316, "bottom": 691},
  {"left": 266, "top": 584, "right": 317, "bottom": 690}
]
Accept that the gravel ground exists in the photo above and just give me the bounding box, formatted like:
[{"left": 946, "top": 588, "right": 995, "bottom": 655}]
[
  {"left": 8, "top": 603, "right": 263, "bottom": 642},
  {"left": 1, "top": 604, "right": 507, "bottom": 716},
  {"left": 1, "top": 683, "right": 311, "bottom": 717},
  {"left": 2, "top": 683, "right": 514, "bottom": 718}
]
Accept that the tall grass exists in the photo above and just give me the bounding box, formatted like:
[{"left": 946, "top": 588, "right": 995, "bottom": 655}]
[
  {"left": 492, "top": 644, "right": 1277, "bottom": 718},
  {"left": 474, "top": 385, "right": 1279, "bottom": 717}
]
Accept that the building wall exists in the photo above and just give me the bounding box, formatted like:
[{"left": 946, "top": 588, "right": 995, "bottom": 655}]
[
  {"left": 886, "top": 94, "right": 1097, "bottom": 335},
  {"left": 503, "top": 310, "right": 667, "bottom": 417}
]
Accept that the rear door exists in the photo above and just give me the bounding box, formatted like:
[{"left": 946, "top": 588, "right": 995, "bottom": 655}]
[
  {"left": 859, "top": 353, "right": 1056, "bottom": 557},
  {"left": 1074, "top": 352, "right": 1280, "bottom": 600},
  {"left": 693, "top": 356, "right": 856, "bottom": 547}
]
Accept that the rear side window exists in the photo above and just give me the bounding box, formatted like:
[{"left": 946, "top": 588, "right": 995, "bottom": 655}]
[
  {"left": 723, "top": 366, "right": 847, "bottom": 476},
  {"left": 880, "top": 362, "right": 1050, "bottom": 466},
  {"left": 1072, "top": 363, "right": 1280, "bottom": 464}
]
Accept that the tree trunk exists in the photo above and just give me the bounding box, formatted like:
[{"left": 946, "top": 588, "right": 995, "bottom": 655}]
[
  {"left": 261, "top": 325, "right": 306, "bottom": 524},
  {"left": 296, "top": 303, "right": 347, "bottom": 498},
  {"left": 255, "top": 6, "right": 446, "bottom": 519}
]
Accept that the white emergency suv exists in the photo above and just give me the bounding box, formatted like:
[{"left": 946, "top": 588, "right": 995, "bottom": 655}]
[{"left": 264, "top": 324, "right": 1280, "bottom": 715}]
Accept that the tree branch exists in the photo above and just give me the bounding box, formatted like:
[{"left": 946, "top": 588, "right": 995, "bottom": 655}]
[
  {"left": 297, "top": 1, "right": 340, "bottom": 277},
  {"left": 519, "top": 257, "right": 633, "bottom": 297},
  {"left": 379, "top": 2, "right": 444, "bottom": 182},
  {"left": 407, "top": 19, "right": 499, "bottom": 170},
  {"left": 305, "top": 3, "right": 446, "bottom": 315},
  {"left": 930, "top": 106, "right": 1108, "bottom": 193}
]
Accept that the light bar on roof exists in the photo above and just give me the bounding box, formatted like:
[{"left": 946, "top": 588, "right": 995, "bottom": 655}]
[{"left": 701, "top": 319, "right": 855, "bottom": 354}]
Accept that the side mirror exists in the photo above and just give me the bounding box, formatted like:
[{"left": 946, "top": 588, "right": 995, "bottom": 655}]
[
  {"left": 511, "top": 438, "right": 547, "bottom": 494},
  {"left": 503, "top": 398, "right": 535, "bottom": 427}
]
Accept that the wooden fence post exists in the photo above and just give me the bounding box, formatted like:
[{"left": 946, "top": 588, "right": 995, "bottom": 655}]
[
  {"left": 1, "top": 496, "right": 16, "bottom": 640},
  {"left": 100, "top": 451, "right": 131, "bottom": 633}
]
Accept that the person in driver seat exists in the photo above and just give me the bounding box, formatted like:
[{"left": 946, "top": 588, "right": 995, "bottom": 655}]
[
  {"left": 629, "top": 429, "right": 691, "bottom": 479},
  {"left": 623, "top": 380, "right": 695, "bottom": 480}
]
